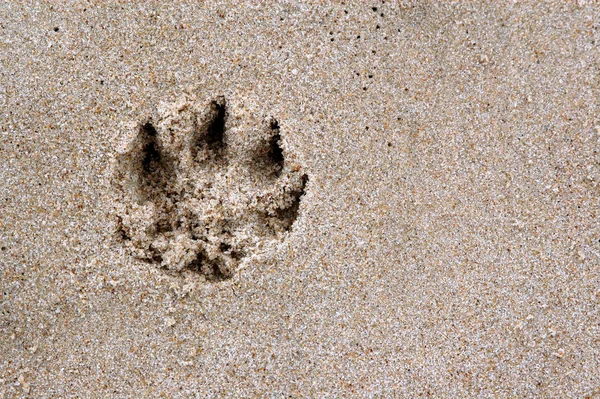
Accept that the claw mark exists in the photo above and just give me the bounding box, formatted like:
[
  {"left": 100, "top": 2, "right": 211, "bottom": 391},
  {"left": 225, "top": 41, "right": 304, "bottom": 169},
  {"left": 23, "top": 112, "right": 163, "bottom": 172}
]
[
  {"left": 191, "top": 97, "right": 228, "bottom": 165},
  {"left": 267, "top": 120, "right": 284, "bottom": 169},
  {"left": 111, "top": 94, "right": 308, "bottom": 281},
  {"left": 141, "top": 122, "right": 160, "bottom": 174},
  {"left": 205, "top": 98, "right": 226, "bottom": 150}
]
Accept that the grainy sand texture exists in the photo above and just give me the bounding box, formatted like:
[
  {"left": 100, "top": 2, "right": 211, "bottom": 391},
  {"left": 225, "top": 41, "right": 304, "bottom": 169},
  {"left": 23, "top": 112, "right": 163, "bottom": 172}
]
[{"left": 1, "top": 2, "right": 600, "bottom": 397}]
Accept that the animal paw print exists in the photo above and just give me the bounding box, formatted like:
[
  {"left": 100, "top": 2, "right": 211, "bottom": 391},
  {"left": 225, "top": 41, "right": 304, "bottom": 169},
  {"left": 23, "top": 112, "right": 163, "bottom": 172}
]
[{"left": 111, "top": 95, "right": 308, "bottom": 281}]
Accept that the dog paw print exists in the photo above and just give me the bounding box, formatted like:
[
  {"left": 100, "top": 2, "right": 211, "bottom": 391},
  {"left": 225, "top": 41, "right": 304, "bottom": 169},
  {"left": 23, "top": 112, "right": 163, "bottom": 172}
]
[{"left": 111, "top": 95, "right": 308, "bottom": 281}]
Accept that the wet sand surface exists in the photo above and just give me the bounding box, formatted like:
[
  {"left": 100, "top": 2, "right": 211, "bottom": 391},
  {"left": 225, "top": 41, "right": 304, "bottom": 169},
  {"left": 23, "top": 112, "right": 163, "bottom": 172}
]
[{"left": 1, "top": 2, "right": 599, "bottom": 397}]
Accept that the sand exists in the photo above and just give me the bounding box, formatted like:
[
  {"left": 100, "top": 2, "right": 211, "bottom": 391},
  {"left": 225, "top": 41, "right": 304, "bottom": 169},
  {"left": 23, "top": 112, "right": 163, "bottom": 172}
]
[{"left": 1, "top": 1, "right": 599, "bottom": 397}]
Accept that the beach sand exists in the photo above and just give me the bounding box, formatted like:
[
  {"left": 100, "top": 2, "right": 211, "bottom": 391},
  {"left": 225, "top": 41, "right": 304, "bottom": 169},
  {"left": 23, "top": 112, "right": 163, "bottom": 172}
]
[{"left": 1, "top": 2, "right": 599, "bottom": 397}]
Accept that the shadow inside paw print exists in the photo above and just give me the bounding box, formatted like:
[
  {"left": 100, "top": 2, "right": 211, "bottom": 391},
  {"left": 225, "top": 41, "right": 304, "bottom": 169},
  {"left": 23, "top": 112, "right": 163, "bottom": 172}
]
[{"left": 111, "top": 95, "right": 308, "bottom": 281}]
